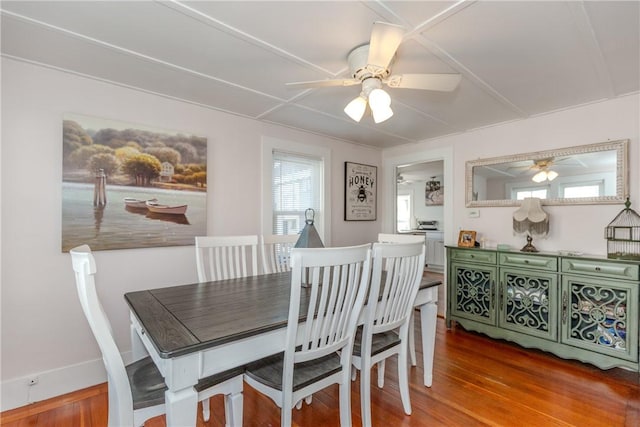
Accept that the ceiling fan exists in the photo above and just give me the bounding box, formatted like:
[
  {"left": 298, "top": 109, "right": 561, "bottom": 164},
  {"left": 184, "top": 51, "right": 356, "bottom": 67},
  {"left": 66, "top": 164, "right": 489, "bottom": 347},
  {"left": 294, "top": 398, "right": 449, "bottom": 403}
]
[
  {"left": 509, "top": 158, "right": 572, "bottom": 182},
  {"left": 286, "top": 22, "right": 462, "bottom": 124}
]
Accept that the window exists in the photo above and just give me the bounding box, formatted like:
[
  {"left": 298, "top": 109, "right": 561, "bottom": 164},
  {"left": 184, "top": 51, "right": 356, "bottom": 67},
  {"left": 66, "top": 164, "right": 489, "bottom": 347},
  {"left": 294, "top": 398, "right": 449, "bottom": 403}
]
[
  {"left": 262, "top": 137, "right": 331, "bottom": 245},
  {"left": 561, "top": 182, "right": 603, "bottom": 198},
  {"left": 272, "top": 151, "right": 322, "bottom": 235},
  {"left": 514, "top": 187, "right": 548, "bottom": 200}
]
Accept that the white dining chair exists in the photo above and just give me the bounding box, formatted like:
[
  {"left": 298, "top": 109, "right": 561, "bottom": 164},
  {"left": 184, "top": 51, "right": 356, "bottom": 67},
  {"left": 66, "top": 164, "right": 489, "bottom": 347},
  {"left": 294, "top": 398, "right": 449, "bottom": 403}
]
[
  {"left": 352, "top": 241, "right": 425, "bottom": 427},
  {"left": 70, "top": 244, "right": 244, "bottom": 427},
  {"left": 260, "top": 234, "right": 299, "bottom": 274},
  {"left": 244, "top": 244, "right": 372, "bottom": 427},
  {"left": 195, "top": 235, "right": 259, "bottom": 282},
  {"left": 377, "top": 233, "right": 425, "bottom": 244},
  {"left": 377, "top": 232, "right": 425, "bottom": 367}
]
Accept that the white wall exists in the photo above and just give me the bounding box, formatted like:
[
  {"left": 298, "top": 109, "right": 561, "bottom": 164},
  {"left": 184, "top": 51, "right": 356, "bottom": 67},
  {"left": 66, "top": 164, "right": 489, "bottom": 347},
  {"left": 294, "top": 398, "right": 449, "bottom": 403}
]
[
  {"left": 383, "top": 94, "right": 640, "bottom": 254},
  {"left": 0, "top": 58, "right": 382, "bottom": 410}
]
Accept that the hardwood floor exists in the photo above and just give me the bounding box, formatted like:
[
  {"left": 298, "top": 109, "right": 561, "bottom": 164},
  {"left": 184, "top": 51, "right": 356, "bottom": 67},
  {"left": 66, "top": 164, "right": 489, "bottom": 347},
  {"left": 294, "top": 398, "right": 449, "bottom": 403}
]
[{"left": 2, "top": 316, "right": 639, "bottom": 426}]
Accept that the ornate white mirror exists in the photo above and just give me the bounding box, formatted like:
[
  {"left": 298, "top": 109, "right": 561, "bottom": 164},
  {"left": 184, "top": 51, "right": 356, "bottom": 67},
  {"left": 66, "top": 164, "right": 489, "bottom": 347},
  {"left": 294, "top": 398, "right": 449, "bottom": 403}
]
[{"left": 466, "top": 139, "right": 628, "bottom": 207}]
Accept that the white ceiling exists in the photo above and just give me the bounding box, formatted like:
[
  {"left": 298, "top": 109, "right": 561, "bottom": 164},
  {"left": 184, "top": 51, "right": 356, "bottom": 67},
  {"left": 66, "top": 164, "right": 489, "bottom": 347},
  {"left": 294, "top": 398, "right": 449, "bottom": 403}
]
[{"left": 2, "top": 1, "right": 638, "bottom": 149}]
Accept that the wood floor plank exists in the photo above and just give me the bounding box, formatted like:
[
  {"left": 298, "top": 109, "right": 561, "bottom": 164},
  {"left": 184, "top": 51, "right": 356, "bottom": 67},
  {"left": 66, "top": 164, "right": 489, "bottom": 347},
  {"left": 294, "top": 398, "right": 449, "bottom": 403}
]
[{"left": 2, "top": 316, "right": 639, "bottom": 426}]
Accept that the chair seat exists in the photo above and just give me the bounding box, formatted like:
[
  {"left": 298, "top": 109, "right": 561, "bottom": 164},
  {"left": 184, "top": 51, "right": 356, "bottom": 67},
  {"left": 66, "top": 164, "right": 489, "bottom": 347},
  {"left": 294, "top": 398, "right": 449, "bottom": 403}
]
[
  {"left": 245, "top": 352, "right": 342, "bottom": 392},
  {"left": 127, "top": 357, "right": 167, "bottom": 410},
  {"left": 352, "top": 326, "right": 401, "bottom": 358},
  {"left": 127, "top": 356, "right": 245, "bottom": 410}
]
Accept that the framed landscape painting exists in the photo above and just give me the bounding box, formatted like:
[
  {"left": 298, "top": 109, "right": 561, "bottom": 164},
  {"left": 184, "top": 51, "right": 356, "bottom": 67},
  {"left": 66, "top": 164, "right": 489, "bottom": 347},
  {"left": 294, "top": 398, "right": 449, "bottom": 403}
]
[{"left": 61, "top": 113, "right": 207, "bottom": 251}]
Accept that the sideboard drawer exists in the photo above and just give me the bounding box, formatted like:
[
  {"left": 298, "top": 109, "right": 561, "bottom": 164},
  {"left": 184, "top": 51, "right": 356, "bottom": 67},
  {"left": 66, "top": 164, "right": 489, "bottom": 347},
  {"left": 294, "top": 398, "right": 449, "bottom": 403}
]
[
  {"left": 449, "top": 249, "right": 496, "bottom": 264},
  {"left": 561, "top": 258, "right": 640, "bottom": 281},
  {"left": 499, "top": 253, "right": 557, "bottom": 271}
]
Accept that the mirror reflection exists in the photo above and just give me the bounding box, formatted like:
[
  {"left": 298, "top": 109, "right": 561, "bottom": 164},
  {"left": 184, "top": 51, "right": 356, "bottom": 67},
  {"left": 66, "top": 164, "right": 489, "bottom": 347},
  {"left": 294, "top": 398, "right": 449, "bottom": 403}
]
[
  {"left": 396, "top": 161, "right": 444, "bottom": 232},
  {"left": 466, "top": 140, "right": 628, "bottom": 207}
]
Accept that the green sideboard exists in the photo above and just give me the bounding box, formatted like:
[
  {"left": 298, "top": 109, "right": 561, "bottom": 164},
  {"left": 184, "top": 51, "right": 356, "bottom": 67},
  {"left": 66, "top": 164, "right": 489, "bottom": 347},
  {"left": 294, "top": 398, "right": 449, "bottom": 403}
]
[{"left": 446, "top": 246, "right": 640, "bottom": 371}]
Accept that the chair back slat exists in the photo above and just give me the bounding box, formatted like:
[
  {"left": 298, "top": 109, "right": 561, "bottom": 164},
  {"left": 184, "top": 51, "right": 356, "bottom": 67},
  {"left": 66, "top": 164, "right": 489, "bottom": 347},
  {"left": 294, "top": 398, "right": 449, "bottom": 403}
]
[
  {"left": 369, "top": 242, "right": 426, "bottom": 335},
  {"left": 195, "top": 235, "right": 258, "bottom": 282},
  {"left": 260, "top": 234, "right": 299, "bottom": 274},
  {"left": 287, "top": 245, "right": 371, "bottom": 367}
]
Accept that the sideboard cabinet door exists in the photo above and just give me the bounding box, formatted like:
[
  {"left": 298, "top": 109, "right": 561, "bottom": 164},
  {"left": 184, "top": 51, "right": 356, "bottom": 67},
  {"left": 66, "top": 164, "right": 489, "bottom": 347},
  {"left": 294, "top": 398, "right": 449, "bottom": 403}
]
[
  {"left": 561, "top": 274, "right": 638, "bottom": 363},
  {"left": 450, "top": 261, "right": 497, "bottom": 326},
  {"left": 498, "top": 268, "right": 558, "bottom": 341}
]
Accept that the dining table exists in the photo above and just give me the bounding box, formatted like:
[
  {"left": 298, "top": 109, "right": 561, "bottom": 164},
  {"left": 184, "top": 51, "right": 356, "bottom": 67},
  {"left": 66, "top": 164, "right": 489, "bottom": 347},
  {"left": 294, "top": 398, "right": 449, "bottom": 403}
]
[{"left": 125, "top": 271, "right": 441, "bottom": 426}]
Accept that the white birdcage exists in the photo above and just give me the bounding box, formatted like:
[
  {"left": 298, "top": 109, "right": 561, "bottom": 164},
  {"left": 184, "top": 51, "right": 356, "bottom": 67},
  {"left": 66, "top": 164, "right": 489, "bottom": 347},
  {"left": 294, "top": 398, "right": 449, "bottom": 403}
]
[{"left": 605, "top": 198, "right": 640, "bottom": 260}]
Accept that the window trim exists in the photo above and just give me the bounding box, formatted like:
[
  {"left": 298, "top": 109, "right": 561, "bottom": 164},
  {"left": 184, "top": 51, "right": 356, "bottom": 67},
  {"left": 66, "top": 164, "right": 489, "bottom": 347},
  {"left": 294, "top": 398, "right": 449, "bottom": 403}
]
[{"left": 261, "top": 137, "right": 331, "bottom": 246}]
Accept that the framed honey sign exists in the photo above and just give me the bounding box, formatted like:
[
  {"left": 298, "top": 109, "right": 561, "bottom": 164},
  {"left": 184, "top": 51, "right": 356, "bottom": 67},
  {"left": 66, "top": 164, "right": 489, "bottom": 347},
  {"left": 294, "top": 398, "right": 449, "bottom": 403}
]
[{"left": 344, "top": 162, "right": 377, "bottom": 221}]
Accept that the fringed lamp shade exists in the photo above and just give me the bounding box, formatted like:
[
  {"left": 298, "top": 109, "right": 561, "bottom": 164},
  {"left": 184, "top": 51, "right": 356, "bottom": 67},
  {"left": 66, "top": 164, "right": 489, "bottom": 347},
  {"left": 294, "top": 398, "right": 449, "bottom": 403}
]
[
  {"left": 513, "top": 198, "right": 549, "bottom": 236},
  {"left": 513, "top": 198, "right": 549, "bottom": 252},
  {"left": 605, "top": 198, "right": 640, "bottom": 260}
]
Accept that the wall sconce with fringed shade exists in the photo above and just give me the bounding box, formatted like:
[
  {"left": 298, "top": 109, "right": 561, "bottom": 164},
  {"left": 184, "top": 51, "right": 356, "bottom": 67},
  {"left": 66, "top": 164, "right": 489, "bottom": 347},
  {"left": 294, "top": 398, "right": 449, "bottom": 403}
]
[{"left": 513, "top": 197, "right": 549, "bottom": 252}]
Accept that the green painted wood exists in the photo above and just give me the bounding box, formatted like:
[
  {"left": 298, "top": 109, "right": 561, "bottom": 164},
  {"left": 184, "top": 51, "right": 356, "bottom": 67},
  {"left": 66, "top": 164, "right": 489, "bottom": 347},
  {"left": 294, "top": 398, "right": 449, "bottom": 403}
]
[
  {"left": 561, "top": 258, "right": 640, "bottom": 281},
  {"left": 446, "top": 246, "right": 640, "bottom": 371},
  {"left": 449, "top": 261, "right": 497, "bottom": 326},
  {"left": 561, "top": 274, "right": 639, "bottom": 363},
  {"left": 499, "top": 252, "right": 557, "bottom": 271},
  {"left": 449, "top": 248, "right": 497, "bottom": 264},
  {"left": 498, "top": 267, "right": 558, "bottom": 342}
]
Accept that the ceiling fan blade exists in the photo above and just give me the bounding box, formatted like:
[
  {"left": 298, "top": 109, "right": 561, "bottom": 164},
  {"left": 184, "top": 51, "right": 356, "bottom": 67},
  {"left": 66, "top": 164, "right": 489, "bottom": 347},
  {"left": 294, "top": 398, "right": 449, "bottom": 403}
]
[
  {"left": 367, "top": 21, "right": 405, "bottom": 71},
  {"left": 385, "top": 73, "right": 462, "bottom": 91},
  {"left": 285, "top": 79, "right": 360, "bottom": 89}
]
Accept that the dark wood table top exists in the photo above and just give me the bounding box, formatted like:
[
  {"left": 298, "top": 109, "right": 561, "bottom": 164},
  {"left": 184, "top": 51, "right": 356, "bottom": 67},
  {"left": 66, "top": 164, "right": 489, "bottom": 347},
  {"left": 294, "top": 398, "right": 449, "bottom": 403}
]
[{"left": 125, "top": 272, "right": 441, "bottom": 359}]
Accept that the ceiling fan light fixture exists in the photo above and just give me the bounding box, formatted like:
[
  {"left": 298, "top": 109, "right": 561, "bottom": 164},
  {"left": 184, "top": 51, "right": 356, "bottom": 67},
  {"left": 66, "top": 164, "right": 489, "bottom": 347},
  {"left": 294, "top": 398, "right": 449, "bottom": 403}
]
[
  {"left": 372, "top": 105, "right": 393, "bottom": 123},
  {"left": 368, "top": 87, "right": 391, "bottom": 109},
  {"left": 368, "top": 87, "right": 393, "bottom": 123},
  {"left": 532, "top": 169, "right": 558, "bottom": 183},
  {"left": 532, "top": 171, "right": 547, "bottom": 183},
  {"left": 344, "top": 96, "right": 367, "bottom": 122}
]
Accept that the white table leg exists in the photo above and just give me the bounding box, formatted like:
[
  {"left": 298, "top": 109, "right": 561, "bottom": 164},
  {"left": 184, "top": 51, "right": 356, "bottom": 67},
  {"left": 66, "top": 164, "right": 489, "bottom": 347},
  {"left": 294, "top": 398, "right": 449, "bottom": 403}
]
[
  {"left": 130, "top": 315, "right": 148, "bottom": 362},
  {"left": 164, "top": 354, "right": 201, "bottom": 426},
  {"left": 419, "top": 302, "right": 437, "bottom": 387},
  {"left": 165, "top": 387, "right": 198, "bottom": 426}
]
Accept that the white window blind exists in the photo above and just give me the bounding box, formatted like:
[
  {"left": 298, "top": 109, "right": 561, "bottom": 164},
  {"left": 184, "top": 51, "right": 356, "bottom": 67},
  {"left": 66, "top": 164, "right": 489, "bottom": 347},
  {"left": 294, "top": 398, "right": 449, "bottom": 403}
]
[{"left": 272, "top": 151, "right": 323, "bottom": 236}]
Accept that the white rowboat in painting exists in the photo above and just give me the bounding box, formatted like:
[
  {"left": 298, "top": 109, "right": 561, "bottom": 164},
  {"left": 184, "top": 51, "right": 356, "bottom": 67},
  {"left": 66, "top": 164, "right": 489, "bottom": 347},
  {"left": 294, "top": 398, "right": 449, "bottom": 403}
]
[
  {"left": 123, "top": 197, "right": 157, "bottom": 209},
  {"left": 145, "top": 200, "right": 188, "bottom": 215}
]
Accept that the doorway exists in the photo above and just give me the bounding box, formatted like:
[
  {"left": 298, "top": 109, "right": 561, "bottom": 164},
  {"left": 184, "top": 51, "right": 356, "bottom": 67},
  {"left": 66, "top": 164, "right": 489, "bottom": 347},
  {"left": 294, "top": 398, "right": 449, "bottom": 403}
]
[{"left": 396, "top": 160, "right": 444, "bottom": 233}]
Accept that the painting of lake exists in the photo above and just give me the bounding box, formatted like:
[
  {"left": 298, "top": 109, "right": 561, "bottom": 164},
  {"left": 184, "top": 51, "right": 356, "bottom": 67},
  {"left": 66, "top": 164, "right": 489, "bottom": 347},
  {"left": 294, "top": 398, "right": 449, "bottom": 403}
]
[{"left": 62, "top": 113, "right": 207, "bottom": 251}]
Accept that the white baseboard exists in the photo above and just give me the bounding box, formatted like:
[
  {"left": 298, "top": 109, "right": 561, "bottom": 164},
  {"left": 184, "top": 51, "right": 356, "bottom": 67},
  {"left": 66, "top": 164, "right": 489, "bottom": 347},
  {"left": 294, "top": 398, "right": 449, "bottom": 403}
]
[{"left": 1, "top": 351, "right": 132, "bottom": 412}]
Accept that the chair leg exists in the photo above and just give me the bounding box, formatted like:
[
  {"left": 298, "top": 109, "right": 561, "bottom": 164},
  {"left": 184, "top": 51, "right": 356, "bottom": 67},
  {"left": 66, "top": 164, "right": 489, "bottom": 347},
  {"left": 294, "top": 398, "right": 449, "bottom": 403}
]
[
  {"left": 360, "top": 360, "right": 372, "bottom": 427},
  {"left": 351, "top": 365, "right": 358, "bottom": 381},
  {"left": 340, "top": 370, "right": 353, "bottom": 427},
  {"left": 305, "top": 395, "right": 313, "bottom": 405},
  {"left": 398, "top": 345, "right": 412, "bottom": 415},
  {"left": 224, "top": 391, "right": 243, "bottom": 427},
  {"left": 409, "top": 312, "right": 417, "bottom": 366},
  {"left": 281, "top": 407, "right": 293, "bottom": 427},
  {"left": 377, "top": 360, "right": 386, "bottom": 388},
  {"left": 202, "top": 397, "right": 210, "bottom": 422},
  {"left": 282, "top": 392, "right": 293, "bottom": 427}
]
